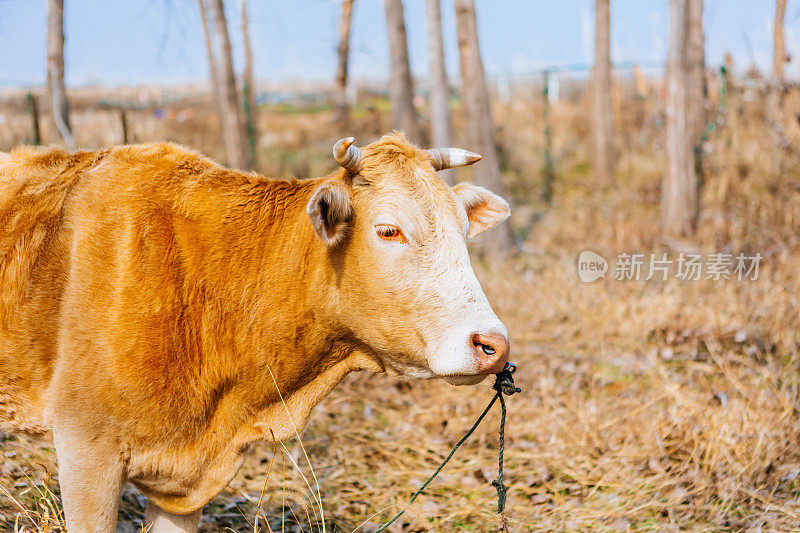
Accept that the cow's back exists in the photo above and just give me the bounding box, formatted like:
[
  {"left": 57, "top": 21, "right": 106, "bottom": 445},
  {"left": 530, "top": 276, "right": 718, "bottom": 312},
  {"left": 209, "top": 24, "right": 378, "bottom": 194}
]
[{"left": 0, "top": 146, "right": 93, "bottom": 435}]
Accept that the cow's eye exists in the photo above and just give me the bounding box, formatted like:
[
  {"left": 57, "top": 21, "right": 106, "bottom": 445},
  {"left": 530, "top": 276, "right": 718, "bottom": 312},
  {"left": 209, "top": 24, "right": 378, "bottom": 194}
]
[{"left": 375, "top": 224, "right": 407, "bottom": 243}]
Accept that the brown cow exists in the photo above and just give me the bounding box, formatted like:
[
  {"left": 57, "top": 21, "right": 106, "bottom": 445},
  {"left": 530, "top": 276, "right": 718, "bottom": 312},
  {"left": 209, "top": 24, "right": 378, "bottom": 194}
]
[{"left": 0, "top": 132, "right": 510, "bottom": 532}]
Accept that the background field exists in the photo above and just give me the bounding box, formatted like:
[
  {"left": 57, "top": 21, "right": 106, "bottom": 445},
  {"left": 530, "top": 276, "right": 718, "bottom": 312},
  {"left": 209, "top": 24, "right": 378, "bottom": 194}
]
[{"left": 1, "top": 68, "right": 800, "bottom": 531}]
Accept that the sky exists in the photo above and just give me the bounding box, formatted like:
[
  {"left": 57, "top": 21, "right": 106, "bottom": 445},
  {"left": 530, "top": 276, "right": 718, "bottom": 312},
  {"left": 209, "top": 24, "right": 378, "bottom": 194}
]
[{"left": 1, "top": 0, "right": 799, "bottom": 88}]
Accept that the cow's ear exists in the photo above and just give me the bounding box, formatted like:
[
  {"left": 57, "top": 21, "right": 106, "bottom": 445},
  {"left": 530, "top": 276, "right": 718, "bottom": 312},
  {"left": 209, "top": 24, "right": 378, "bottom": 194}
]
[
  {"left": 452, "top": 183, "right": 511, "bottom": 238},
  {"left": 307, "top": 182, "right": 352, "bottom": 246}
]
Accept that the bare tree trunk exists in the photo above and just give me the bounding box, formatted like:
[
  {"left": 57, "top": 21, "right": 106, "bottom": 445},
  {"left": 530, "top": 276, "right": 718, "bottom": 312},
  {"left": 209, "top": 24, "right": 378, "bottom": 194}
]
[
  {"left": 208, "top": 0, "right": 249, "bottom": 169},
  {"left": 383, "top": 0, "right": 421, "bottom": 142},
  {"left": 687, "top": 0, "right": 705, "bottom": 144},
  {"left": 425, "top": 0, "right": 454, "bottom": 184},
  {"left": 454, "top": 0, "right": 515, "bottom": 253},
  {"left": 47, "top": 0, "right": 74, "bottom": 150},
  {"left": 769, "top": 0, "right": 787, "bottom": 126},
  {"left": 591, "top": 0, "right": 614, "bottom": 185},
  {"left": 241, "top": 0, "right": 257, "bottom": 168},
  {"left": 662, "top": 0, "right": 698, "bottom": 239},
  {"left": 198, "top": 0, "right": 219, "bottom": 93},
  {"left": 773, "top": 0, "right": 787, "bottom": 82},
  {"left": 334, "top": 0, "right": 355, "bottom": 125}
]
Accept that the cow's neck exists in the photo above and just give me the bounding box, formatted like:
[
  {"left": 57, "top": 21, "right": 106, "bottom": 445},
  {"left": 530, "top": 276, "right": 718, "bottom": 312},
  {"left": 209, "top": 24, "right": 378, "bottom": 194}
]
[{"left": 179, "top": 173, "right": 380, "bottom": 446}]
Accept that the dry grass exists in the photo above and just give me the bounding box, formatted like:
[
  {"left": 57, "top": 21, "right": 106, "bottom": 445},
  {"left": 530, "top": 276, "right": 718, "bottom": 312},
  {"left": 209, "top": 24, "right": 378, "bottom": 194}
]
[{"left": 1, "top": 82, "right": 800, "bottom": 531}]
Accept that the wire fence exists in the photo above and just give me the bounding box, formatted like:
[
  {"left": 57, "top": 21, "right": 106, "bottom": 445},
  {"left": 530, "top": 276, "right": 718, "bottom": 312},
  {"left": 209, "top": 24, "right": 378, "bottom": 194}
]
[{"left": 2, "top": 61, "right": 797, "bottom": 180}]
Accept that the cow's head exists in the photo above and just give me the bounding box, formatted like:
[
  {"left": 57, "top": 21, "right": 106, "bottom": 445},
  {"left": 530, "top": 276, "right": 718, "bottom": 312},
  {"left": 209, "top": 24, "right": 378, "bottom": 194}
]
[{"left": 307, "top": 133, "right": 510, "bottom": 385}]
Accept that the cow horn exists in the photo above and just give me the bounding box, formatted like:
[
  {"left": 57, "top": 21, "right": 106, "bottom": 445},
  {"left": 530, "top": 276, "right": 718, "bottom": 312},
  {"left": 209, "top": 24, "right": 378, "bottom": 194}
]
[
  {"left": 427, "top": 148, "right": 482, "bottom": 171},
  {"left": 333, "top": 137, "right": 361, "bottom": 173}
]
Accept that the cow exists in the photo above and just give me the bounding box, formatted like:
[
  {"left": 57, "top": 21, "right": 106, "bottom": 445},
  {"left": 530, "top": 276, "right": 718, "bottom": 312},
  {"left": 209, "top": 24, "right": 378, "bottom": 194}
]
[{"left": 0, "top": 132, "right": 511, "bottom": 532}]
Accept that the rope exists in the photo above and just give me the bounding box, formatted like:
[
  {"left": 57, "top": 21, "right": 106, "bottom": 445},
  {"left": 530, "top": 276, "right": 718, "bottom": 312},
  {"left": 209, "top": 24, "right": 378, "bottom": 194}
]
[
  {"left": 492, "top": 393, "right": 508, "bottom": 513},
  {"left": 375, "top": 363, "right": 520, "bottom": 532}
]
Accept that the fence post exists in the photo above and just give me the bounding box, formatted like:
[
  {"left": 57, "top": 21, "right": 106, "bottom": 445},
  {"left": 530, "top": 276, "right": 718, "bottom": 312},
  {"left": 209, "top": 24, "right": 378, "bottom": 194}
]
[
  {"left": 542, "top": 69, "right": 555, "bottom": 204},
  {"left": 119, "top": 109, "right": 129, "bottom": 144},
  {"left": 243, "top": 79, "right": 257, "bottom": 167},
  {"left": 26, "top": 91, "right": 41, "bottom": 146},
  {"left": 719, "top": 63, "right": 732, "bottom": 148},
  {"left": 719, "top": 64, "right": 728, "bottom": 116}
]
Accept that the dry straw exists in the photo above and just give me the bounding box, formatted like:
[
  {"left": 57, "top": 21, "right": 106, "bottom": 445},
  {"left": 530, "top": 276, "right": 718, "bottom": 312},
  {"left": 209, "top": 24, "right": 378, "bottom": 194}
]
[{"left": 1, "top": 85, "right": 799, "bottom": 531}]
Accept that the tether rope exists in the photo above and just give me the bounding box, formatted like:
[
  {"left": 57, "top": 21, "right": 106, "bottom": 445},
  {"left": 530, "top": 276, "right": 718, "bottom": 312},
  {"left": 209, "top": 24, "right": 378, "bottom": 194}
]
[{"left": 374, "top": 363, "right": 521, "bottom": 532}]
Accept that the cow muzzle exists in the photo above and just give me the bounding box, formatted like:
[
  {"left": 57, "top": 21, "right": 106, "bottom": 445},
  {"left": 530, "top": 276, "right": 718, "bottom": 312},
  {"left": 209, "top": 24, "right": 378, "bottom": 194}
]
[{"left": 471, "top": 332, "right": 510, "bottom": 374}]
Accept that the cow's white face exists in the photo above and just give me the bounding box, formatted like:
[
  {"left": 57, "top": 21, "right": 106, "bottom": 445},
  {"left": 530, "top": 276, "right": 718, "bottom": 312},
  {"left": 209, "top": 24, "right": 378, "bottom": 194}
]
[{"left": 307, "top": 134, "right": 510, "bottom": 385}]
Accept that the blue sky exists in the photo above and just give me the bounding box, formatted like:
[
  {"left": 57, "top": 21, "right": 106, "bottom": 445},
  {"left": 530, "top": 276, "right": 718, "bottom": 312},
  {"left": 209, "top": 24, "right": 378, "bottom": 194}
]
[{"left": 0, "top": 0, "right": 798, "bottom": 87}]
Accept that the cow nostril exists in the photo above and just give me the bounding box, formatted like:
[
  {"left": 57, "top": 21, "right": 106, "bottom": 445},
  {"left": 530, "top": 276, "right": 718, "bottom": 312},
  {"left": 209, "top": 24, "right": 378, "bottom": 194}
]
[
  {"left": 472, "top": 336, "right": 499, "bottom": 356},
  {"left": 478, "top": 343, "right": 495, "bottom": 355}
]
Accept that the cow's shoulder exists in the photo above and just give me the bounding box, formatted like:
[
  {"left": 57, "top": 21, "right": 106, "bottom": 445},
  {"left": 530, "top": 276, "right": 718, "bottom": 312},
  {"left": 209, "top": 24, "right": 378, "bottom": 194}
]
[{"left": 100, "top": 142, "right": 216, "bottom": 183}]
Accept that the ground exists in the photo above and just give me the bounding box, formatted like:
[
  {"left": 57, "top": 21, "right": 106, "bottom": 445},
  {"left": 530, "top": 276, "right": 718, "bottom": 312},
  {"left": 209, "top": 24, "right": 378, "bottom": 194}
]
[{"left": 1, "top": 83, "right": 799, "bottom": 531}]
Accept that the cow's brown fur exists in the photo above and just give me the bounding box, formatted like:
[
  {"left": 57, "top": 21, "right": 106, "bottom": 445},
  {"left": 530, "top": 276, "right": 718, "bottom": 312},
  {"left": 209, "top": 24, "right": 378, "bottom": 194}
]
[
  {"left": 0, "top": 133, "right": 509, "bottom": 529},
  {"left": 0, "top": 141, "right": 382, "bottom": 509}
]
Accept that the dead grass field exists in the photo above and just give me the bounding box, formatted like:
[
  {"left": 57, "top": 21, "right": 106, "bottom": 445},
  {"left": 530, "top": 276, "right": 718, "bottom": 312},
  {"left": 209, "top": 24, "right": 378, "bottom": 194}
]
[{"left": 0, "top": 83, "right": 799, "bottom": 532}]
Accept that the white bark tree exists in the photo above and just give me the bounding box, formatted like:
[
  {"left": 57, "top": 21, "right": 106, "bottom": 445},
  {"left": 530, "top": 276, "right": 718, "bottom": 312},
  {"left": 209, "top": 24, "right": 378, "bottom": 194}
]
[
  {"left": 769, "top": 0, "right": 787, "bottom": 126},
  {"left": 383, "top": 0, "right": 421, "bottom": 142},
  {"left": 662, "top": 0, "right": 699, "bottom": 238},
  {"left": 455, "top": 0, "right": 516, "bottom": 253},
  {"left": 208, "top": 0, "right": 249, "bottom": 169},
  {"left": 241, "top": 0, "right": 257, "bottom": 167},
  {"left": 425, "top": 0, "right": 454, "bottom": 184},
  {"left": 773, "top": 0, "right": 787, "bottom": 83},
  {"left": 687, "top": 0, "right": 705, "bottom": 144},
  {"left": 334, "top": 0, "right": 355, "bottom": 125},
  {"left": 591, "top": 0, "right": 614, "bottom": 185},
  {"left": 198, "top": 0, "right": 219, "bottom": 94},
  {"left": 47, "top": 0, "right": 75, "bottom": 150}
]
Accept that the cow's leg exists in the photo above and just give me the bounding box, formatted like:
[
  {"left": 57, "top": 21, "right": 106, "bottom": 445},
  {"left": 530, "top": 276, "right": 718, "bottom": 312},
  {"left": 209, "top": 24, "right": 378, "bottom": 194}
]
[
  {"left": 144, "top": 501, "right": 202, "bottom": 533},
  {"left": 53, "top": 424, "right": 125, "bottom": 532}
]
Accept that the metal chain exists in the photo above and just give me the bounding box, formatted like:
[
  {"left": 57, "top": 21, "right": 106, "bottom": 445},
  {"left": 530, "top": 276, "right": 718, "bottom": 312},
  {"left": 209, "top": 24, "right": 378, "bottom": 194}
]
[{"left": 374, "top": 363, "right": 520, "bottom": 532}]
